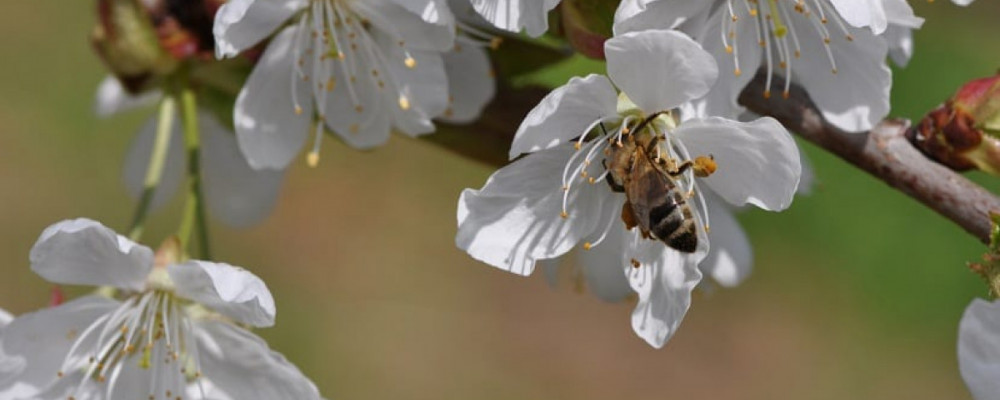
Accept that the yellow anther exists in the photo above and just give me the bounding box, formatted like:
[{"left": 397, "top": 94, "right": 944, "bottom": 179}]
[
  {"left": 404, "top": 56, "right": 417, "bottom": 69},
  {"left": 295, "top": 105, "right": 303, "bottom": 115},
  {"left": 307, "top": 151, "right": 320, "bottom": 168},
  {"left": 560, "top": 211, "right": 569, "bottom": 219},
  {"left": 399, "top": 96, "right": 411, "bottom": 110},
  {"left": 583, "top": 242, "right": 593, "bottom": 250}
]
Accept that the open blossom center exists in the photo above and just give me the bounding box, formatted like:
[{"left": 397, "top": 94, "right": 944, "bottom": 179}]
[
  {"left": 55, "top": 288, "right": 202, "bottom": 399},
  {"left": 721, "top": 0, "right": 855, "bottom": 98},
  {"left": 560, "top": 111, "right": 713, "bottom": 251},
  {"left": 292, "top": 0, "right": 418, "bottom": 164}
]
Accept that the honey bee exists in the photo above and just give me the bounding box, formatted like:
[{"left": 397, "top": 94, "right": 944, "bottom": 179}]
[{"left": 603, "top": 115, "right": 716, "bottom": 254}]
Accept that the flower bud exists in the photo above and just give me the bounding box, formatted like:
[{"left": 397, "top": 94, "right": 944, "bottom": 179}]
[{"left": 907, "top": 73, "right": 1000, "bottom": 176}]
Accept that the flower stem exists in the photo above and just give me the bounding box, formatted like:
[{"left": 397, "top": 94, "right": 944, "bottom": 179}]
[
  {"left": 177, "top": 80, "right": 212, "bottom": 260},
  {"left": 127, "top": 95, "right": 176, "bottom": 241}
]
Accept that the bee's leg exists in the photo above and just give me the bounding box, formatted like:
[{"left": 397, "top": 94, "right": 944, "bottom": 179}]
[
  {"left": 670, "top": 160, "right": 694, "bottom": 177},
  {"left": 670, "top": 155, "right": 716, "bottom": 178}
]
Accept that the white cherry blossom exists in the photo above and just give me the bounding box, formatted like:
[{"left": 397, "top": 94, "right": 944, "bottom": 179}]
[
  {"left": 456, "top": 30, "right": 800, "bottom": 347},
  {"left": 615, "top": 0, "right": 898, "bottom": 132},
  {"left": 0, "top": 219, "right": 322, "bottom": 400},
  {"left": 96, "top": 77, "right": 285, "bottom": 227},
  {"left": 958, "top": 298, "right": 1000, "bottom": 400},
  {"left": 214, "top": 0, "right": 456, "bottom": 169},
  {"left": 469, "top": 0, "right": 560, "bottom": 37}
]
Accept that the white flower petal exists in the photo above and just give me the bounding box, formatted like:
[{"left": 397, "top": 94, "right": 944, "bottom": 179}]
[
  {"left": 94, "top": 76, "right": 160, "bottom": 118},
  {"left": 673, "top": 116, "right": 801, "bottom": 211},
  {"left": 792, "top": 24, "right": 891, "bottom": 133},
  {"left": 623, "top": 230, "right": 703, "bottom": 348},
  {"left": 605, "top": 30, "right": 718, "bottom": 113},
  {"left": 194, "top": 320, "right": 322, "bottom": 400},
  {"left": 457, "top": 145, "right": 614, "bottom": 276},
  {"left": 0, "top": 307, "right": 12, "bottom": 328},
  {"left": 439, "top": 44, "right": 496, "bottom": 124},
  {"left": 829, "top": 0, "right": 888, "bottom": 34},
  {"left": 689, "top": 9, "right": 762, "bottom": 120},
  {"left": 213, "top": 0, "right": 307, "bottom": 58},
  {"left": 884, "top": 25, "right": 915, "bottom": 68},
  {"left": 357, "top": 0, "right": 455, "bottom": 52},
  {"left": 122, "top": 114, "right": 187, "bottom": 214},
  {"left": 958, "top": 298, "right": 1000, "bottom": 400},
  {"left": 700, "top": 196, "right": 752, "bottom": 287},
  {"left": 169, "top": 261, "right": 276, "bottom": 328},
  {"left": 383, "top": 48, "right": 449, "bottom": 136},
  {"left": 509, "top": 74, "right": 618, "bottom": 159},
  {"left": 0, "top": 296, "right": 119, "bottom": 398},
  {"left": 201, "top": 114, "right": 285, "bottom": 227},
  {"left": 579, "top": 216, "right": 635, "bottom": 303},
  {"left": 318, "top": 33, "right": 392, "bottom": 149},
  {"left": 470, "top": 0, "right": 560, "bottom": 37},
  {"left": 612, "top": 0, "right": 708, "bottom": 35},
  {"left": 883, "top": 0, "right": 924, "bottom": 28},
  {"left": 29, "top": 219, "right": 153, "bottom": 291},
  {"left": 235, "top": 26, "right": 312, "bottom": 170}
]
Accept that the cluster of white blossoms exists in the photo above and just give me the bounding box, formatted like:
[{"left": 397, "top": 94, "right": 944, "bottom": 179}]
[
  {"left": 0, "top": 219, "right": 321, "bottom": 399},
  {"left": 4, "top": 0, "right": 993, "bottom": 398}
]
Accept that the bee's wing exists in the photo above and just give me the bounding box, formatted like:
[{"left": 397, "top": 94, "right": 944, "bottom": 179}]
[{"left": 624, "top": 147, "right": 680, "bottom": 237}]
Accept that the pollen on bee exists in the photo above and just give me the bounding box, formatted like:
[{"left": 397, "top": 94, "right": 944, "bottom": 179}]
[{"left": 693, "top": 155, "right": 717, "bottom": 177}]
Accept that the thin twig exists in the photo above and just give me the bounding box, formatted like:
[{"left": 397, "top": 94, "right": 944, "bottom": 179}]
[{"left": 738, "top": 70, "right": 1000, "bottom": 244}]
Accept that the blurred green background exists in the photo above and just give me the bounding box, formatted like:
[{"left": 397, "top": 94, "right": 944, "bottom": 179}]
[{"left": 1, "top": 1, "right": 999, "bottom": 399}]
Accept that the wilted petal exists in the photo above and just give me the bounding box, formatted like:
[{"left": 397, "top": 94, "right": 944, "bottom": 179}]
[
  {"left": 624, "top": 230, "right": 703, "bottom": 348},
  {"left": 235, "top": 26, "right": 312, "bottom": 170},
  {"left": 201, "top": 114, "right": 285, "bottom": 227},
  {"left": 509, "top": 74, "right": 618, "bottom": 159},
  {"left": 673, "top": 117, "right": 800, "bottom": 211},
  {"left": 122, "top": 114, "right": 186, "bottom": 214},
  {"left": 605, "top": 30, "right": 718, "bottom": 114},
  {"left": 0, "top": 296, "right": 119, "bottom": 398},
  {"left": 470, "top": 0, "right": 560, "bottom": 37},
  {"left": 457, "top": 145, "right": 613, "bottom": 276},
  {"left": 213, "top": 0, "right": 307, "bottom": 58},
  {"left": 439, "top": 44, "right": 495, "bottom": 124},
  {"left": 958, "top": 298, "right": 1000, "bottom": 400},
  {"left": 194, "top": 320, "right": 322, "bottom": 400},
  {"left": 30, "top": 219, "right": 153, "bottom": 291},
  {"left": 169, "top": 261, "right": 276, "bottom": 328}
]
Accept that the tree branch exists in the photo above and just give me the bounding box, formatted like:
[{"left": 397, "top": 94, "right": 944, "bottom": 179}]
[{"left": 738, "top": 70, "right": 1000, "bottom": 244}]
